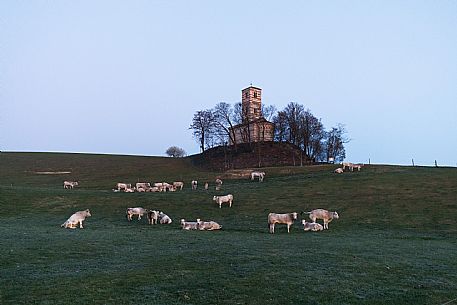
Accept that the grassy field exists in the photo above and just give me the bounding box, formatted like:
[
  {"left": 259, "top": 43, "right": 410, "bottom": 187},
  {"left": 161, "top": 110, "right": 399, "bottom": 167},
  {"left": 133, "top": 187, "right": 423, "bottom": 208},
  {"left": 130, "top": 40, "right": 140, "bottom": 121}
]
[{"left": 0, "top": 152, "right": 456, "bottom": 305}]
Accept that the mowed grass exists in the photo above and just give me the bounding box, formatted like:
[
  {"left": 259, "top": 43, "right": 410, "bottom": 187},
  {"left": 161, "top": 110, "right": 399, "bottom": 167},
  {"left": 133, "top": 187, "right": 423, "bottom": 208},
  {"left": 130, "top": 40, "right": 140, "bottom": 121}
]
[{"left": 0, "top": 152, "right": 456, "bottom": 305}]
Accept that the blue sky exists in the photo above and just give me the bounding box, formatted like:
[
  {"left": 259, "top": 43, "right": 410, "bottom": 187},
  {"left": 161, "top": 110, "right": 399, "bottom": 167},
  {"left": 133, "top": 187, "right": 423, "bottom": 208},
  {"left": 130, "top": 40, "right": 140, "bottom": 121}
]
[{"left": 1, "top": 1, "right": 456, "bottom": 166}]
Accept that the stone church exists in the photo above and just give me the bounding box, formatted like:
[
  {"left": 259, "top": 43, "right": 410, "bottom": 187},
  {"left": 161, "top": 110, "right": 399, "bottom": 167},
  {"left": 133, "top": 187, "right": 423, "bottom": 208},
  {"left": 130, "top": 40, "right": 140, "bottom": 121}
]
[{"left": 229, "top": 86, "right": 274, "bottom": 145}]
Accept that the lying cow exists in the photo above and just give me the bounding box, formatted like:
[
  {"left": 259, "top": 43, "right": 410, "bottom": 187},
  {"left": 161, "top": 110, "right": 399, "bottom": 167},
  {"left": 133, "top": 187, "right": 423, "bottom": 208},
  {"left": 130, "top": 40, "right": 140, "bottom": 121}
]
[
  {"left": 301, "top": 220, "right": 324, "bottom": 232},
  {"left": 116, "top": 183, "right": 131, "bottom": 191},
  {"left": 197, "top": 220, "right": 222, "bottom": 231},
  {"left": 126, "top": 207, "right": 149, "bottom": 221},
  {"left": 213, "top": 194, "right": 233, "bottom": 208},
  {"left": 158, "top": 212, "right": 172, "bottom": 224},
  {"left": 334, "top": 168, "right": 344, "bottom": 174},
  {"left": 302, "top": 209, "right": 339, "bottom": 229},
  {"left": 147, "top": 210, "right": 159, "bottom": 225},
  {"left": 181, "top": 219, "right": 200, "bottom": 230},
  {"left": 61, "top": 209, "right": 91, "bottom": 229},
  {"left": 63, "top": 181, "right": 79, "bottom": 189},
  {"left": 268, "top": 212, "right": 297, "bottom": 234}
]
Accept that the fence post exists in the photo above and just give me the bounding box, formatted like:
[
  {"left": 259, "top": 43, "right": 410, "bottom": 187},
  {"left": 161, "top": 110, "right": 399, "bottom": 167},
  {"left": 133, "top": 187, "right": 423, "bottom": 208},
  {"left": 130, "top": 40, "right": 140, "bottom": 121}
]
[
  {"left": 435, "top": 160, "right": 438, "bottom": 167},
  {"left": 412, "top": 159, "right": 415, "bottom": 166}
]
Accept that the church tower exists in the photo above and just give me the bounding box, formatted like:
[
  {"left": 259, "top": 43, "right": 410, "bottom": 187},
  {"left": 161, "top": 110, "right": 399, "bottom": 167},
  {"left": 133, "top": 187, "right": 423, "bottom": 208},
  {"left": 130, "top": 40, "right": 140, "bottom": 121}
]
[{"left": 241, "top": 86, "right": 262, "bottom": 123}]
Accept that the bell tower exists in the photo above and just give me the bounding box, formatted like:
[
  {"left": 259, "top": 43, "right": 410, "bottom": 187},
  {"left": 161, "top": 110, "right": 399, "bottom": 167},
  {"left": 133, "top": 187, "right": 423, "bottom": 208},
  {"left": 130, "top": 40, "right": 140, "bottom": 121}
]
[{"left": 241, "top": 86, "right": 262, "bottom": 123}]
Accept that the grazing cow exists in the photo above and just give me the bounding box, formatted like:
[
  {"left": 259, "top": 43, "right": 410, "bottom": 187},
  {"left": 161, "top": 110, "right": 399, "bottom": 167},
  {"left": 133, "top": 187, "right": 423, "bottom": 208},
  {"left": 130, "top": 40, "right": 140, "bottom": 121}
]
[
  {"left": 302, "top": 209, "right": 339, "bottom": 229},
  {"left": 126, "top": 207, "right": 149, "bottom": 221},
  {"left": 173, "top": 181, "right": 184, "bottom": 191},
  {"left": 191, "top": 180, "right": 198, "bottom": 190},
  {"left": 158, "top": 212, "right": 172, "bottom": 224},
  {"left": 116, "top": 183, "right": 131, "bottom": 192},
  {"left": 215, "top": 178, "right": 223, "bottom": 185},
  {"left": 61, "top": 209, "right": 91, "bottom": 229},
  {"left": 181, "top": 219, "right": 200, "bottom": 230},
  {"left": 301, "top": 220, "right": 324, "bottom": 232},
  {"left": 334, "top": 168, "right": 344, "bottom": 174},
  {"left": 197, "top": 220, "right": 222, "bottom": 230},
  {"left": 213, "top": 194, "right": 233, "bottom": 208},
  {"left": 204, "top": 182, "right": 209, "bottom": 190},
  {"left": 147, "top": 210, "right": 159, "bottom": 225},
  {"left": 63, "top": 181, "right": 79, "bottom": 189},
  {"left": 268, "top": 212, "right": 298, "bottom": 234},
  {"left": 342, "top": 162, "right": 362, "bottom": 172},
  {"left": 136, "top": 182, "right": 151, "bottom": 190},
  {"left": 251, "top": 171, "right": 265, "bottom": 182},
  {"left": 342, "top": 162, "right": 353, "bottom": 171}
]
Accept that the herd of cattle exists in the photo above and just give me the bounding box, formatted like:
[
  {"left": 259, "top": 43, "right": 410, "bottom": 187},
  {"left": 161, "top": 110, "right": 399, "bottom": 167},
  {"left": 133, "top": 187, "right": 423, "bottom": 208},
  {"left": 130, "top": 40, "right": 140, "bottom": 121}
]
[{"left": 61, "top": 169, "right": 342, "bottom": 233}]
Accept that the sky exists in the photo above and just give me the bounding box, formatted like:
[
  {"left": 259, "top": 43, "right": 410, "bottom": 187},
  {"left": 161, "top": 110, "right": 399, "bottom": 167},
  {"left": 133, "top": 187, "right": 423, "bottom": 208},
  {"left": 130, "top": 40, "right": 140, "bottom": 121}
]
[{"left": 1, "top": 1, "right": 456, "bottom": 166}]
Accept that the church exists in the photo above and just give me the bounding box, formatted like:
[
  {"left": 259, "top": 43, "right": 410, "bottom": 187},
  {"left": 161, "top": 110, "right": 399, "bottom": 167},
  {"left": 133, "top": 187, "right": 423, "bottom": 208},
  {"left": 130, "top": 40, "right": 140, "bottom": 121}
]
[{"left": 229, "top": 86, "right": 274, "bottom": 145}]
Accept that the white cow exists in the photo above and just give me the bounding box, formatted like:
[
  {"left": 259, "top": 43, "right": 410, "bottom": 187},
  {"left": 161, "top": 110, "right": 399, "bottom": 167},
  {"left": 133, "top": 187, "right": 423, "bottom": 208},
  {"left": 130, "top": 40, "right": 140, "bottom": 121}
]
[
  {"left": 116, "top": 183, "right": 131, "bottom": 192},
  {"left": 251, "top": 171, "right": 265, "bottom": 182},
  {"left": 126, "top": 207, "right": 149, "bottom": 221},
  {"left": 173, "top": 181, "right": 184, "bottom": 191},
  {"left": 302, "top": 209, "right": 339, "bottom": 229},
  {"left": 197, "top": 220, "right": 222, "bottom": 231},
  {"left": 158, "top": 212, "right": 172, "bottom": 224},
  {"left": 213, "top": 194, "right": 233, "bottom": 208},
  {"left": 334, "top": 168, "right": 344, "bottom": 174},
  {"left": 63, "top": 181, "right": 79, "bottom": 189},
  {"left": 301, "top": 220, "right": 324, "bottom": 231},
  {"left": 191, "top": 180, "right": 198, "bottom": 190},
  {"left": 268, "top": 212, "right": 298, "bottom": 234},
  {"left": 61, "top": 209, "right": 91, "bottom": 229}
]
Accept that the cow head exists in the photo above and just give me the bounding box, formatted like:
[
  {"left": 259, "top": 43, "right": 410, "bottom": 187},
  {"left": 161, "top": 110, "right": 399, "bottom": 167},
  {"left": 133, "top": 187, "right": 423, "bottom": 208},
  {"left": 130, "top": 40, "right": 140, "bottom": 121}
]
[
  {"left": 333, "top": 211, "right": 339, "bottom": 219},
  {"left": 292, "top": 212, "right": 298, "bottom": 220}
]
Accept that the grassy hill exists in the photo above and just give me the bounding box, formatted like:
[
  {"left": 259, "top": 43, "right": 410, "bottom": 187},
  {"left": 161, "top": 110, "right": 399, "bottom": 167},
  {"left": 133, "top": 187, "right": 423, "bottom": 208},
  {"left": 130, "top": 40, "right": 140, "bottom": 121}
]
[{"left": 0, "top": 152, "right": 456, "bottom": 304}]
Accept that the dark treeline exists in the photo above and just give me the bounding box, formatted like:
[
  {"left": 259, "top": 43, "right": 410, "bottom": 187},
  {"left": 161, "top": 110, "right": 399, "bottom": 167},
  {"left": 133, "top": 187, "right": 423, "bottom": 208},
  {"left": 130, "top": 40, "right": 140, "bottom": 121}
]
[{"left": 190, "top": 101, "right": 348, "bottom": 163}]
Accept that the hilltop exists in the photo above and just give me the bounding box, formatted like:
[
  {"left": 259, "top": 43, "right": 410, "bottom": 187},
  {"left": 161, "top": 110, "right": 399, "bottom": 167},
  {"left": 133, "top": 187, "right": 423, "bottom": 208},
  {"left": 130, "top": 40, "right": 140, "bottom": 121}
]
[{"left": 190, "top": 141, "right": 313, "bottom": 171}]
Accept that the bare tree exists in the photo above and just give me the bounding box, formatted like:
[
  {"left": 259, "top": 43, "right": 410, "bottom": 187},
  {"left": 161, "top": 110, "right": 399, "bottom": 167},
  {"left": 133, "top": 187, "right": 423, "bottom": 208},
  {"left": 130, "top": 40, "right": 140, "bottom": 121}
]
[
  {"left": 324, "top": 124, "right": 348, "bottom": 162},
  {"left": 272, "top": 111, "right": 287, "bottom": 142},
  {"left": 166, "top": 146, "right": 186, "bottom": 157},
  {"left": 299, "top": 109, "right": 325, "bottom": 162},
  {"left": 213, "top": 102, "right": 237, "bottom": 147},
  {"left": 284, "top": 102, "right": 304, "bottom": 146},
  {"left": 190, "top": 110, "right": 216, "bottom": 152}
]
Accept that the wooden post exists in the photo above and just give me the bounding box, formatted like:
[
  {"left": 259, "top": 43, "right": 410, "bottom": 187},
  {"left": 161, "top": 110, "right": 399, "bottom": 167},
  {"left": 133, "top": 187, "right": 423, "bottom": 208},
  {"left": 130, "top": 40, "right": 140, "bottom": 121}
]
[
  {"left": 369, "top": 158, "right": 371, "bottom": 165},
  {"left": 435, "top": 160, "right": 438, "bottom": 167},
  {"left": 412, "top": 159, "right": 415, "bottom": 167}
]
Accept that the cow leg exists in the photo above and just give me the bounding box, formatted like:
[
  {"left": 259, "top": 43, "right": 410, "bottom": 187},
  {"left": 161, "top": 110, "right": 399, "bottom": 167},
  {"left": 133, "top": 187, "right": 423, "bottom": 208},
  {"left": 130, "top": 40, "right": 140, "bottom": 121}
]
[
  {"left": 287, "top": 224, "right": 291, "bottom": 233},
  {"left": 79, "top": 220, "right": 83, "bottom": 228},
  {"left": 269, "top": 224, "right": 275, "bottom": 234}
]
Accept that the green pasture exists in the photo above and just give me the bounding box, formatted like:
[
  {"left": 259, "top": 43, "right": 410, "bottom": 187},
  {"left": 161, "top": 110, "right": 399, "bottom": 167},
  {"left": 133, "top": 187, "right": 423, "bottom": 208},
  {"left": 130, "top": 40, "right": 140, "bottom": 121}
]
[{"left": 0, "top": 152, "right": 456, "bottom": 304}]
